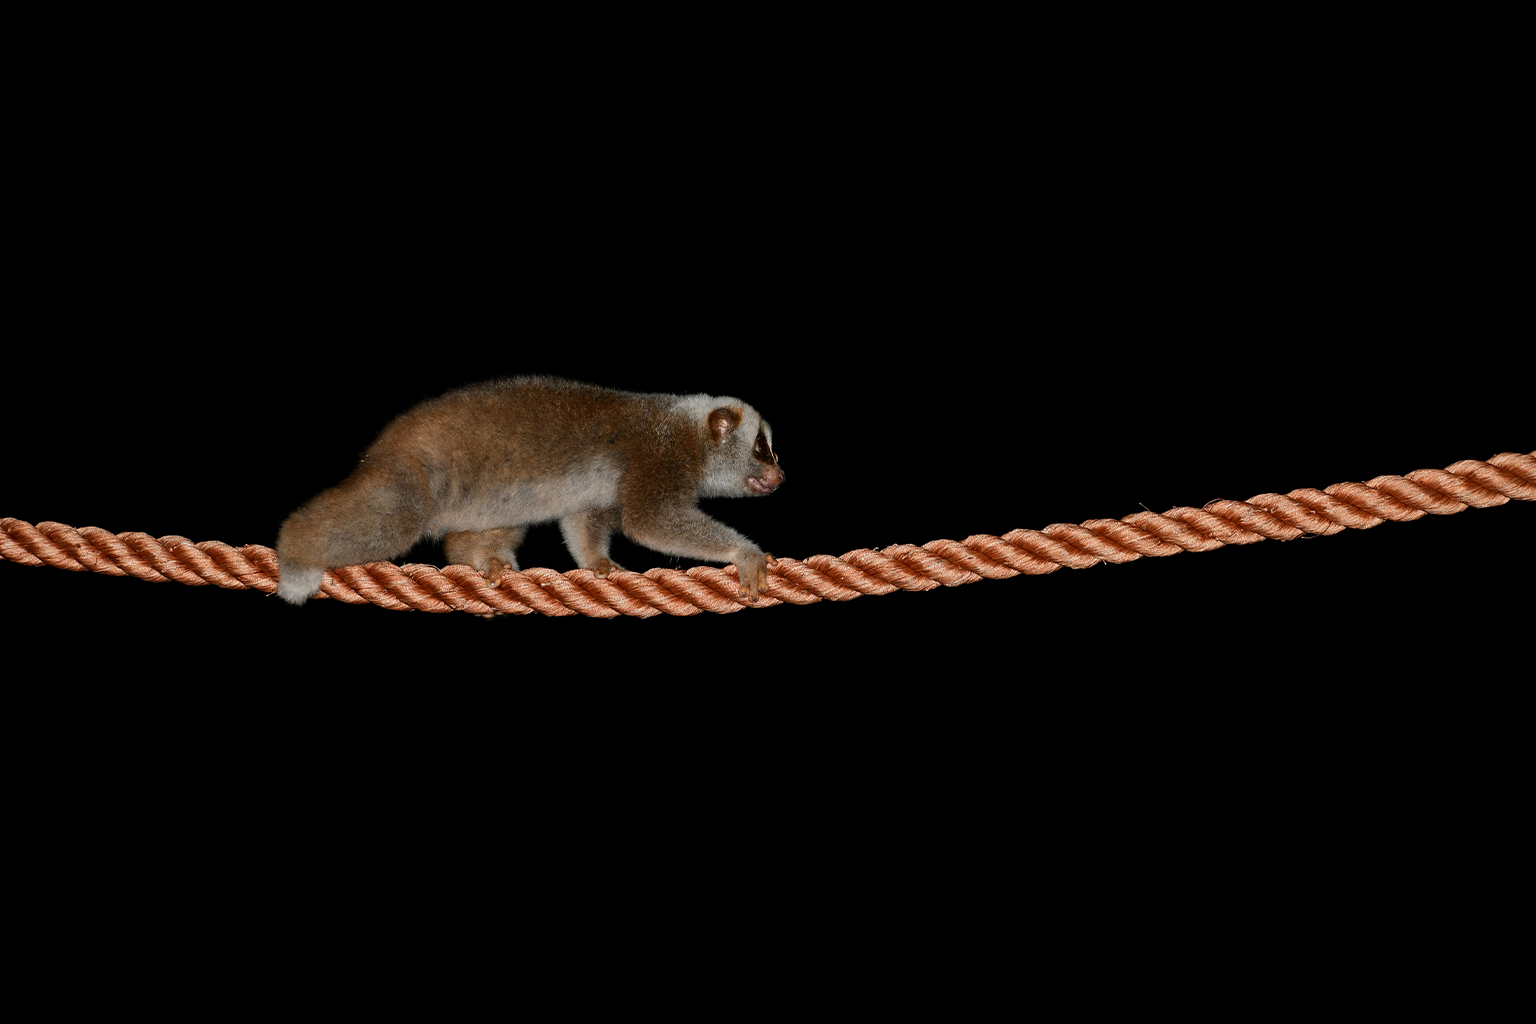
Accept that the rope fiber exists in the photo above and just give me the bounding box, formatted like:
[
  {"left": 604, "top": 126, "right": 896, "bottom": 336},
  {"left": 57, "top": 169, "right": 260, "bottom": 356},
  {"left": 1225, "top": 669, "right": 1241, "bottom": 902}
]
[{"left": 3, "top": 451, "right": 1531, "bottom": 617}]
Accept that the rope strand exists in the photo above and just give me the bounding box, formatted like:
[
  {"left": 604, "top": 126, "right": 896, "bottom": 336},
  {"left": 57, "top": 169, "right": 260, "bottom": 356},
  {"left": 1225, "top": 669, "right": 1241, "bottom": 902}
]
[{"left": 4, "top": 451, "right": 1531, "bottom": 617}]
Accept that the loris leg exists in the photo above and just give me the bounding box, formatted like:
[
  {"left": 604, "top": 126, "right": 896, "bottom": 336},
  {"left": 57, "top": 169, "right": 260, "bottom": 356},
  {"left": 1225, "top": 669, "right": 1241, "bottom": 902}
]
[
  {"left": 559, "top": 507, "right": 625, "bottom": 576},
  {"left": 443, "top": 526, "right": 527, "bottom": 585},
  {"left": 276, "top": 459, "right": 431, "bottom": 604}
]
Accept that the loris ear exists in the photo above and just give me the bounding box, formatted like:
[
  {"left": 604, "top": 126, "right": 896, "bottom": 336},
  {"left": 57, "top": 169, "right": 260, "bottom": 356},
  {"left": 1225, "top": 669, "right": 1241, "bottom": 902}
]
[{"left": 707, "top": 407, "right": 743, "bottom": 444}]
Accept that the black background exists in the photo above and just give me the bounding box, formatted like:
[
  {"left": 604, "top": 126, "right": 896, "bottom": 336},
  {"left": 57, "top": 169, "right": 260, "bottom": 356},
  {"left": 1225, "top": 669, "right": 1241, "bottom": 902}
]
[
  {"left": 6, "top": 64, "right": 1525, "bottom": 668},
  {"left": 3, "top": 18, "right": 1529, "bottom": 988}
]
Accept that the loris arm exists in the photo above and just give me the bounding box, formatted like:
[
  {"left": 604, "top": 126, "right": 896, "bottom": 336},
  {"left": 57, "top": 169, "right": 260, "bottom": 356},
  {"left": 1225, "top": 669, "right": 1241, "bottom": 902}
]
[{"left": 620, "top": 493, "right": 775, "bottom": 600}]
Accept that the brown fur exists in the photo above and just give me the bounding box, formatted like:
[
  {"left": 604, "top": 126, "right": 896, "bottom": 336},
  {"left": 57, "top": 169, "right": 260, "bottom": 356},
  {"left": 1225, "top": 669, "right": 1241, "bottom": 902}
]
[{"left": 276, "top": 377, "right": 784, "bottom": 604}]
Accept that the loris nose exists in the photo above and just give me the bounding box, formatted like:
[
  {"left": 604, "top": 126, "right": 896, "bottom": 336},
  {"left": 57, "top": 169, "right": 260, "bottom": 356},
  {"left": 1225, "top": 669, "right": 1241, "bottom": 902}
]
[{"left": 760, "top": 464, "right": 785, "bottom": 489}]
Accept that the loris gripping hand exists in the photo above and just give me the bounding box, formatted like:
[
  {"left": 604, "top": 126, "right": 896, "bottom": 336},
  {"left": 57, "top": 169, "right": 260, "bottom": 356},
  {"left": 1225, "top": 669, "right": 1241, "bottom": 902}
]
[
  {"left": 275, "top": 376, "right": 785, "bottom": 605},
  {"left": 735, "top": 551, "right": 778, "bottom": 602}
]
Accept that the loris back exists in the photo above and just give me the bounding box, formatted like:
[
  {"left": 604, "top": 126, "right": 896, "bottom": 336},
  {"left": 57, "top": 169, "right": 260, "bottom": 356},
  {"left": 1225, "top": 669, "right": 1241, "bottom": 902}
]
[{"left": 275, "top": 376, "right": 785, "bottom": 605}]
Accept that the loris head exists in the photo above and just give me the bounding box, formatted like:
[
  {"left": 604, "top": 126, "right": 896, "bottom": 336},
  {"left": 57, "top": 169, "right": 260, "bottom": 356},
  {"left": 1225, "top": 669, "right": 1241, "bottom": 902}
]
[{"left": 681, "top": 396, "right": 785, "bottom": 500}]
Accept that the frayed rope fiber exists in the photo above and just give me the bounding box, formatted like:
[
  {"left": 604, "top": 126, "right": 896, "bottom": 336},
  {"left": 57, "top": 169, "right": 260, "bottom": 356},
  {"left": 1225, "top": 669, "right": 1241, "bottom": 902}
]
[{"left": 3, "top": 452, "right": 1531, "bottom": 617}]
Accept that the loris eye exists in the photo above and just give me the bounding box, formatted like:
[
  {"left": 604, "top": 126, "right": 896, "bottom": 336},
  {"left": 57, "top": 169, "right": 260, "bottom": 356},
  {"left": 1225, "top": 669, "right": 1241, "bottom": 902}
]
[{"left": 753, "top": 433, "right": 776, "bottom": 463}]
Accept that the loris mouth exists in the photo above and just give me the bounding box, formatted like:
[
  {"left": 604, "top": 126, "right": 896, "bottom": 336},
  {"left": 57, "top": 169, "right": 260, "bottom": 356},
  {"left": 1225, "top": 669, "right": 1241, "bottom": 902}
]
[{"left": 747, "top": 475, "right": 779, "bottom": 495}]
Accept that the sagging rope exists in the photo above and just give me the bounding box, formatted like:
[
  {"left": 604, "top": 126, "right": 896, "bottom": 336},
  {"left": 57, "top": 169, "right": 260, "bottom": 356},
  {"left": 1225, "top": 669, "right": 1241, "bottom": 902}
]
[{"left": 3, "top": 451, "right": 1532, "bottom": 617}]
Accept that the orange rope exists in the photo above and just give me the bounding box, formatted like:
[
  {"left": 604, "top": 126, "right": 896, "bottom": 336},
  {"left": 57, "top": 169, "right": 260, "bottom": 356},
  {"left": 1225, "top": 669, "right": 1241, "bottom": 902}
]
[{"left": 3, "top": 451, "right": 1532, "bottom": 617}]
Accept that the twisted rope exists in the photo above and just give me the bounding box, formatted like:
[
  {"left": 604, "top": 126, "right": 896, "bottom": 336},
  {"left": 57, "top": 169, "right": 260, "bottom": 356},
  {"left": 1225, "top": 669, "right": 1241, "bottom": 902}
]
[{"left": 3, "top": 451, "right": 1531, "bottom": 617}]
